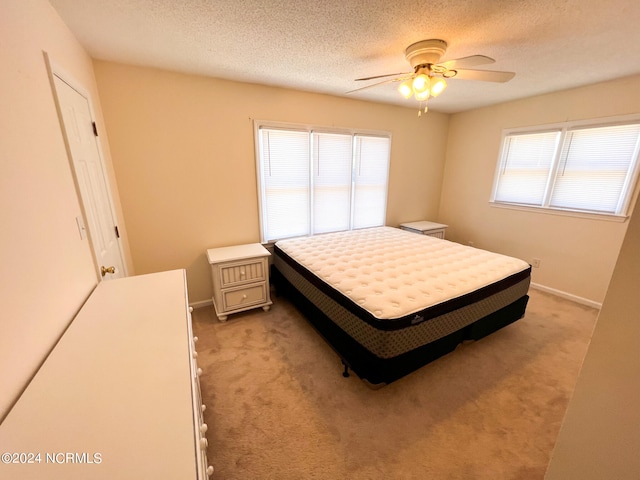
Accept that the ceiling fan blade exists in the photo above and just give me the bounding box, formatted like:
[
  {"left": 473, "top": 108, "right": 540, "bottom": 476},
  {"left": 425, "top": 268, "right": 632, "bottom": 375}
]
[
  {"left": 346, "top": 76, "right": 410, "bottom": 94},
  {"left": 354, "top": 71, "right": 412, "bottom": 81},
  {"left": 451, "top": 68, "right": 515, "bottom": 83},
  {"left": 438, "top": 55, "right": 495, "bottom": 70}
]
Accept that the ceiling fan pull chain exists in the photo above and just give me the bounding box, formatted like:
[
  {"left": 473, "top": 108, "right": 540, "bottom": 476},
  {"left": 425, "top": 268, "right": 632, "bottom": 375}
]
[{"left": 417, "top": 100, "right": 430, "bottom": 117}]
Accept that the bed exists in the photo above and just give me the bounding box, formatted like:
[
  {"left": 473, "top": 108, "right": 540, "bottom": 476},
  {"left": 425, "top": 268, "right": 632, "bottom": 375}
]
[{"left": 272, "top": 226, "right": 531, "bottom": 386}]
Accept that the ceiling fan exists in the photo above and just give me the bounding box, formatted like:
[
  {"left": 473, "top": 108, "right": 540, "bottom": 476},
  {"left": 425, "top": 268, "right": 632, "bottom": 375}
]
[{"left": 348, "top": 39, "right": 515, "bottom": 115}]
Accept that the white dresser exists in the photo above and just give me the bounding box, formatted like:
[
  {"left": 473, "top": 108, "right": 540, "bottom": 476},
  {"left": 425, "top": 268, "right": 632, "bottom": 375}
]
[
  {"left": 207, "top": 243, "right": 272, "bottom": 321},
  {"left": 0, "top": 270, "right": 213, "bottom": 479}
]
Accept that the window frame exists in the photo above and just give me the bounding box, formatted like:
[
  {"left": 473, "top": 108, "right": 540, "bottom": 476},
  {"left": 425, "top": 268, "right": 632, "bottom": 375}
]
[
  {"left": 490, "top": 114, "right": 640, "bottom": 221},
  {"left": 254, "top": 120, "right": 392, "bottom": 243}
]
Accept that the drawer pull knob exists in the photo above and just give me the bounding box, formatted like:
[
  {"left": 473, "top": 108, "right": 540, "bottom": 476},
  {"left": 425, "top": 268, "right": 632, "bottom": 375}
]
[
  {"left": 207, "top": 465, "right": 214, "bottom": 476},
  {"left": 193, "top": 336, "right": 199, "bottom": 343},
  {"left": 200, "top": 423, "right": 208, "bottom": 433},
  {"left": 197, "top": 368, "right": 203, "bottom": 377},
  {"left": 193, "top": 351, "right": 198, "bottom": 358},
  {"left": 200, "top": 438, "right": 208, "bottom": 449},
  {"left": 201, "top": 404, "right": 207, "bottom": 412}
]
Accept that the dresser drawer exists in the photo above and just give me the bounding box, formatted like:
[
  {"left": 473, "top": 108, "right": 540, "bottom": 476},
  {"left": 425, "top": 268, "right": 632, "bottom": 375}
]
[
  {"left": 219, "top": 259, "right": 266, "bottom": 287},
  {"left": 223, "top": 283, "right": 267, "bottom": 310}
]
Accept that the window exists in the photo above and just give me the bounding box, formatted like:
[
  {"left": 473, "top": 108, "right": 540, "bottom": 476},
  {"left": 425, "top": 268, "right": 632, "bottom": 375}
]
[
  {"left": 491, "top": 117, "right": 640, "bottom": 218},
  {"left": 256, "top": 123, "right": 391, "bottom": 242}
]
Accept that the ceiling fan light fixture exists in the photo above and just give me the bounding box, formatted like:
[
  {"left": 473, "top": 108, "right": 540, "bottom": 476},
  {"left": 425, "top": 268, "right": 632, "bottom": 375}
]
[
  {"left": 398, "top": 80, "right": 413, "bottom": 99},
  {"left": 430, "top": 76, "right": 447, "bottom": 97},
  {"left": 415, "top": 89, "right": 430, "bottom": 101},
  {"left": 412, "top": 74, "right": 430, "bottom": 94}
]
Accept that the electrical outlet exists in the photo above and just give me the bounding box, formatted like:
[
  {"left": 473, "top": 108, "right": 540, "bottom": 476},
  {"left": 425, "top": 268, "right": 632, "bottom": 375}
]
[{"left": 532, "top": 258, "right": 541, "bottom": 268}]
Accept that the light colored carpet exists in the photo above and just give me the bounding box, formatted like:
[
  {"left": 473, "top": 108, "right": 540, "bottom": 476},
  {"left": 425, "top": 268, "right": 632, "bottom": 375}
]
[{"left": 193, "top": 288, "right": 597, "bottom": 480}]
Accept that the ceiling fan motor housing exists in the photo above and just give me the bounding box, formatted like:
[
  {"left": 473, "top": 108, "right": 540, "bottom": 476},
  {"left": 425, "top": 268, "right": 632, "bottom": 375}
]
[{"left": 405, "top": 39, "right": 448, "bottom": 69}]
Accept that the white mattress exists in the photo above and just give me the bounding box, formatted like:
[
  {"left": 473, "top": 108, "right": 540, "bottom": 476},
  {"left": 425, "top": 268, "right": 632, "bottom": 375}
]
[{"left": 274, "top": 227, "right": 530, "bottom": 321}]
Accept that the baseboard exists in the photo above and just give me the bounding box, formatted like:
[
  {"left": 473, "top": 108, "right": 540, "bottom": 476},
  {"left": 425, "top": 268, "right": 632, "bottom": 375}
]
[
  {"left": 189, "top": 298, "right": 213, "bottom": 309},
  {"left": 191, "top": 285, "right": 601, "bottom": 310},
  {"left": 530, "top": 282, "right": 602, "bottom": 310}
]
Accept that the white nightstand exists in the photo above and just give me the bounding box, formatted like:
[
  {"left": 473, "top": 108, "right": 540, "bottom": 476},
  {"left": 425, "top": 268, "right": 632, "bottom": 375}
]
[
  {"left": 399, "top": 220, "right": 448, "bottom": 239},
  {"left": 206, "top": 243, "right": 272, "bottom": 321}
]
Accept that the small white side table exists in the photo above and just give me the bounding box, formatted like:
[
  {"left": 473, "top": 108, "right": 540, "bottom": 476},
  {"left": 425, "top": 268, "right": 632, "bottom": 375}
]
[
  {"left": 206, "top": 243, "right": 272, "bottom": 321},
  {"left": 399, "top": 220, "right": 448, "bottom": 239}
]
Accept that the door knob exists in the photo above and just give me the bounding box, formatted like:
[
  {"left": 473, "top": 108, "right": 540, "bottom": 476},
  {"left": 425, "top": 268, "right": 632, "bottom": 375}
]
[{"left": 101, "top": 265, "right": 116, "bottom": 277}]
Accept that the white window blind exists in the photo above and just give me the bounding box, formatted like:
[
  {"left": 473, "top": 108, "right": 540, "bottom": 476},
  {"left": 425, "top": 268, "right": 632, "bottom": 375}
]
[
  {"left": 256, "top": 124, "right": 391, "bottom": 242},
  {"left": 494, "top": 131, "right": 560, "bottom": 206},
  {"left": 353, "top": 135, "right": 391, "bottom": 229},
  {"left": 259, "top": 128, "right": 310, "bottom": 240},
  {"left": 550, "top": 124, "right": 640, "bottom": 213},
  {"left": 312, "top": 132, "right": 353, "bottom": 234},
  {"left": 492, "top": 118, "right": 640, "bottom": 217}
]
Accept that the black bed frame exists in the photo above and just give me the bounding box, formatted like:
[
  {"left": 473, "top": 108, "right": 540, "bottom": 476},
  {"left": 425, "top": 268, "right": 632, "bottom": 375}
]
[{"left": 272, "top": 265, "right": 529, "bottom": 386}]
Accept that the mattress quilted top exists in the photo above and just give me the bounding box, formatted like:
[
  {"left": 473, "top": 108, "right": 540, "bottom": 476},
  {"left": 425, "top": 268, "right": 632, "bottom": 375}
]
[{"left": 275, "top": 226, "right": 530, "bottom": 320}]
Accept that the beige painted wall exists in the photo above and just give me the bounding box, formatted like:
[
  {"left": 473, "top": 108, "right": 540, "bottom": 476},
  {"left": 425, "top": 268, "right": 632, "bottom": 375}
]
[
  {"left": 440, "top": 75, "right": 640, "bottom": 304},
  {"left": 545, "top": 189, "right": 640, "bottom": 479},
  {"left": 0, "top": 0, "right": 130, "bottom": 420},
  {"left": 2, "top": 2, "right": 637, "bottom": 470},
  {"left": 93, "top": 61, "right": 450, "bottom": 303}
]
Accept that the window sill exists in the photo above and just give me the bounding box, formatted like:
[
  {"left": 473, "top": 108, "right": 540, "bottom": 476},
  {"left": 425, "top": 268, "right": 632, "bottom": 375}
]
[{"left": 488, "top": 201, "right": 629, "bottom": 223}]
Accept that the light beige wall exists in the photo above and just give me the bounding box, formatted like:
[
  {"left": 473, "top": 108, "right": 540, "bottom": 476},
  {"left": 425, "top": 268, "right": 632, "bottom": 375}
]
[
  {"left": 93, "top": 61, "right": 450, "bottom": 303},
  {"left": 0, "top": 0, "right": 129, "bottom": 420},
  {"left": 545, "top": 189, "right": 640, "bottom": 479},
  {"left": 440, "top": 75, "right": 640, "bottom": 304}
]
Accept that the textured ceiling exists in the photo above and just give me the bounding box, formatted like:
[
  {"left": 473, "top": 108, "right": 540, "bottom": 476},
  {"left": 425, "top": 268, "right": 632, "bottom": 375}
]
[{"left": 49, "top": 0, "right": 640, "bottom": 113}]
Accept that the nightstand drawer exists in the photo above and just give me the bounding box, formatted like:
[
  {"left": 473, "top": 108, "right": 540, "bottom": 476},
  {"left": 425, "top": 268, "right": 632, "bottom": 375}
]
[
  {"left": 223, "top": 284, "right": 267, "bottom": 310},
  {"left": 219, "top": 259, "right": 266, "bottom": 287},
  {"left": 207, "top": 243, "right": 272, "bottom": 321}
]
